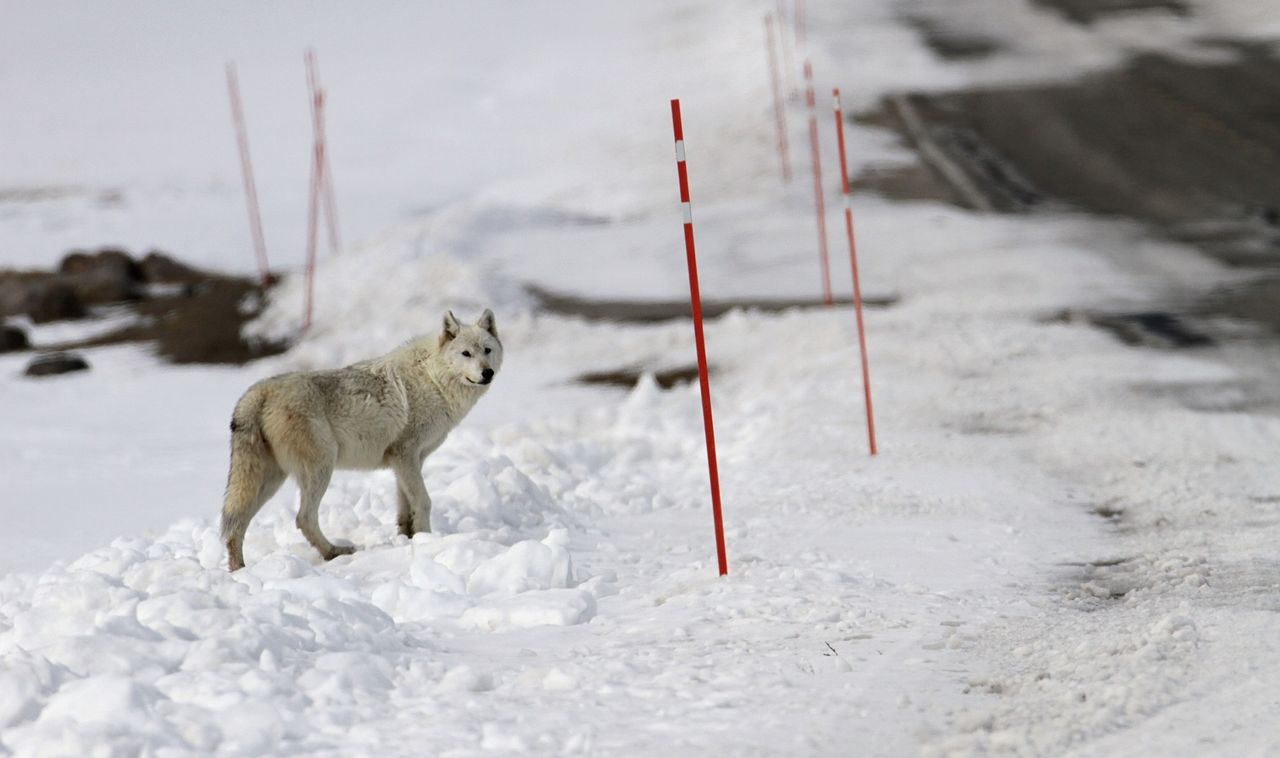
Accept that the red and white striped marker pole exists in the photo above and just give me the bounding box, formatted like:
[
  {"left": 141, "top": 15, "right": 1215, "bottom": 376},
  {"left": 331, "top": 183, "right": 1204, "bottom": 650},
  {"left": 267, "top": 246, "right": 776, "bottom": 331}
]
[
  {"left": 832, "top": 88, "right": 878, "bottom": 455},
  {"left": 776, "top": 0, "right": 797, "bottom": 94},
  {"left": 670, "top": 99, "right": 728, "bottom": 577},
  {"left": 302, "top": 54, "right": 322, "bottom": 331},
  {"left": 305, "top": 50, "right": 341, "bottom": 257},
  {"left": 226, "top": 63, "right": 271, "bottom": 289},
  {"left": 764, "top": 14, "right": 791, "bottom": 184},
  {"left": 795, "top": 0, "right": 806, "bottom": 53},
  {"left": 804, "top": 61, "right": 833, "bottom": 306}
]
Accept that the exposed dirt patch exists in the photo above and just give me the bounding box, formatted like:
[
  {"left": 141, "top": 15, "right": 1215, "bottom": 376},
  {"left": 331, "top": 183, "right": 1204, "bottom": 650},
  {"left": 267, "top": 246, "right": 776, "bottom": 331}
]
[
  {"left": 3, "top": 249, "right": 287, "bottom": 366},
  {"left": 1093, "top": 503, "right": 1127, "bottom": 521},
  {"left": 46, "top": 277, "right": 287, "bottom": 365},
  {"left": 577, "top": 365, "right": 702, "bottom": 389},
  {"left": 1041, "top": 308, "right": 1213, "bottom": 349},
  {"left": 1196, "top": 276, "right": 1280, "bottom": 334},
  {"left": 903, "top": 15, "right": 1003, "bottom": 61},
  {"left": 850, "top": 161, "right": 970, "bottom": 207},
  {"left": 1032, "top": 0, "right": 1189, "bottom": 24},
  {"left": 529, "top": 285, "right": 898, "bottom": 323}
]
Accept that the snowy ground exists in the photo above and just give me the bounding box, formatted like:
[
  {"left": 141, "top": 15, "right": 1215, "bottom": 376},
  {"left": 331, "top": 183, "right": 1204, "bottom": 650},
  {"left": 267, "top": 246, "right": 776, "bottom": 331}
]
[{"left": 2, "top": 1, "right": 1279, "bottom": 755}]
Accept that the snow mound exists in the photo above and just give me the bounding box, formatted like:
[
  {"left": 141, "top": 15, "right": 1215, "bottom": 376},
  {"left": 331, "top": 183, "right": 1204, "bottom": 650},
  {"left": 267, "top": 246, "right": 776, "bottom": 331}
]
[
  {"left": 0, "top": 375, "right": 722, "bottom": 753},
  {"left": 0, "top": 437, "right": 604, "bottom": 755},
  {"left": 246, "top": 203, "right": 535, "bottom": 363},
  {"left": 0, "top": 523, "right": 594, "bottom": 755}
]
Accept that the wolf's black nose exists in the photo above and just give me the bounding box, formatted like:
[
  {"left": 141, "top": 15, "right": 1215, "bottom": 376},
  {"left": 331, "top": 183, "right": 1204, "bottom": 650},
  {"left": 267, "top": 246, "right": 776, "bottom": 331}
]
[{"left": 481, "top": 368, "right": 494, "bottom": 383}]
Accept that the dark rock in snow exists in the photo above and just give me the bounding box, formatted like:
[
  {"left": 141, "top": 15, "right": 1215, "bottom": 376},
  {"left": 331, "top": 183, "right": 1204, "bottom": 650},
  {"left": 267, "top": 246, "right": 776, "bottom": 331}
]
[
  {"left": 0, "top": 325, "right": 29, "bottom": 353},
  {"left": 59, "top": 249, "right": 143, "bottom": 304},
  {"left": 23, "top": 281, "right": 86, "bottom": 323},
  {"left": 59, "top": 248, "right": 141, "bottom": 280},
  {"left": 139, "top": 250, "right": 207, "bottom": 285},
  {"left": 25, "top": 352, "right": 90, "bottom": 377},
  {"left": 0, "top": 278, "right": 27, "bottom": 317}
]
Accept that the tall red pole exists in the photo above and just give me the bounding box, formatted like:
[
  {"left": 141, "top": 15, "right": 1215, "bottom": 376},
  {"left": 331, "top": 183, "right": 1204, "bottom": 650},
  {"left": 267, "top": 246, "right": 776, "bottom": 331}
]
[
  {"left": 804, "top": 61, "right": 833, "bottom": 306},
  {"left": 226, "top": 63, "right": 271, "bottom": 288},
  {"left": 305, "top": 50, "right": 341, "bottom": 257},
  {"left": 321, "top": 159, "right": 341, "bottom": 255},
  {"left": 776, "top": 0, "right": 797, "bottom": 94},
  {"left": 302, "top": 50, "right": 324, "bottom": 331},
  {"left": 670, "top": 99, "right": 728, "bottom": 577},
  {"left": 764, "top": 15, "right": 792, "bottom": 184},
  {"left": 832, "top": 88, "right": 878, "bottom": 455},
  {"left": 795, "top": 0, "right": 806, "bottom": 52}
]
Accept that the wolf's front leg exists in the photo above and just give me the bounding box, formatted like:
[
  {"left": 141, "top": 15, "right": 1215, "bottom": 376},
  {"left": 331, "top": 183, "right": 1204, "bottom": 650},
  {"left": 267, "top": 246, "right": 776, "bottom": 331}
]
[{"left": 392, "top": 457, "right": 432, "bottom": 537}]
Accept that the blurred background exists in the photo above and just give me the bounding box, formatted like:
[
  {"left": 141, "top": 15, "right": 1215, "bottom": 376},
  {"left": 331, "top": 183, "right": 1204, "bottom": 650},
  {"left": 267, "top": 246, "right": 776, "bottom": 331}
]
[
  {"left": 1, "top": 2, "right": 1279, "bottom": 754},
  {"left": 1, "top": 0, "right": 1277, "bottom": 568}
]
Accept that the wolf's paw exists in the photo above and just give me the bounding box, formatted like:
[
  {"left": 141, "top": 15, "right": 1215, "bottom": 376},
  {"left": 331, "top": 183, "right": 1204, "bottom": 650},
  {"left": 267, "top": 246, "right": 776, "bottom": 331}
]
[{"left": 324, "top": 544, "right": 356, "bottom": 561}]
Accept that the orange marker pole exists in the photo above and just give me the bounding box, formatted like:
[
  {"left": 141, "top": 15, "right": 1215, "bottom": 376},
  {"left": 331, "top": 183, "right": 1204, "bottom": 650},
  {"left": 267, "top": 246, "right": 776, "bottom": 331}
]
[
  {"left": 302, "top": 50, "right": 324, "bottom": 330},
  {"left": 226, "top": 63, "right": 271, "bottom": 288},
  {"left": 776, "top": 0, "right": 797, "bottom": 94},
  {"left": 306, "top": 50, "right": 342, "bottom": 256},
  {"left": 804, "top": 61, "right": 833, "bottom": 305},
  {"left": 670, "top": 99, "right": 728, "bottom": 577},
  {"left": 764, "top": 15, "right": 791, "bottom": 183},
  {"left": 832, "top": 88, "right": 878, "bottom": 455}
]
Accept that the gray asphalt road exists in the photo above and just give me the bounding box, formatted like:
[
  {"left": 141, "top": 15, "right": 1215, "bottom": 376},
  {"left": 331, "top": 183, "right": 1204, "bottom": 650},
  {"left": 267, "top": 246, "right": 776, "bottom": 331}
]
[{"left": 866, "top": 4, "right": 1280, "bottom": 333}]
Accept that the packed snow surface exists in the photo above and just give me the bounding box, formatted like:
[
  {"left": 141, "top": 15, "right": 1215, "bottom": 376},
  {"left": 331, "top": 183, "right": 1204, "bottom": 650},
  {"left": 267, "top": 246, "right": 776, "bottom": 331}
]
[{"left": 3, "top": 0, "right": 1280, "bottom": 756}]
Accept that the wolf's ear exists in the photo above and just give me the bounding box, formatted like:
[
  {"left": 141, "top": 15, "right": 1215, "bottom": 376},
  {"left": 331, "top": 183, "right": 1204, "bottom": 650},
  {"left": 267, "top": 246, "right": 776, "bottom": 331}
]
[
  {"left": 440, "top": 310, "right": 461, "bottom": 346},
  {"left": 477, "top": 308, "right": 497, "bottom": 339}
]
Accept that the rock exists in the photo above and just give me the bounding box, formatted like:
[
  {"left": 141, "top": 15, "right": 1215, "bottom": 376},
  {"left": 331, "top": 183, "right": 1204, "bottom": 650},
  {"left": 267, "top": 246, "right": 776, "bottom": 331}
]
[
  {"left": 139, "top": 251, "right": 206, "bottom": 285},
  {"left": 66, "top": 268, "right": 141, "bottom": 304},
  {"left": 23, "top": 281, "right": 85, "bottom": 323},
  {"left": 25, "top": 352, "right": 90, "bottom": 377},
  {"left": 0, "top": 277, "right": 27, "bottom": 317},
  {"left": 0, "top": 325, "right": 29, "bottom": 352},
  {"left": 59, "top": 249, "right": 143, "bottom": 305},
  {"left": 57, "top": 250, "right": 96, "bottom": 275},
  {"left": 59, "top": 248, "right": 140, "bottom": 280}
]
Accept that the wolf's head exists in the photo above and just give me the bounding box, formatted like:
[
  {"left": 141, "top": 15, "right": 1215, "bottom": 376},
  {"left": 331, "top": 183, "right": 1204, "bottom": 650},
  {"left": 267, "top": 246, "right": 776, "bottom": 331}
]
[{"left": 438, "top": 309, "right": 503, "bottom": 387}]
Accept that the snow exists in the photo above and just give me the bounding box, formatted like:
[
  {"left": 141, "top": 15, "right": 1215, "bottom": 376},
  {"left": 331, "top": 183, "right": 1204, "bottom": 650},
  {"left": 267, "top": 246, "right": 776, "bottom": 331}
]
[{"left": 3, "top": 0, "right": 1280, "bottom": 755}]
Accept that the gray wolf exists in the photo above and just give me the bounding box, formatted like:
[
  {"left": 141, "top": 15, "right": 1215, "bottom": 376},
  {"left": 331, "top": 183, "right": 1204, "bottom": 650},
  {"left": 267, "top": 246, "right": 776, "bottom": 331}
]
[{"left": 220, "top": 309, "right": 502, "bottom": 570}]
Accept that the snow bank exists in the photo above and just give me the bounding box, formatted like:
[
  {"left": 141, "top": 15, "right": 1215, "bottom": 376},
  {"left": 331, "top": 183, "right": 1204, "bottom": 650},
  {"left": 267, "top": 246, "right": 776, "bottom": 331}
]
[
  {"left": 0, "top": 437, "right": 593, "bottom": 754},
  {"left": 0, "top": 371, "right": 741, "bottom": 752}
]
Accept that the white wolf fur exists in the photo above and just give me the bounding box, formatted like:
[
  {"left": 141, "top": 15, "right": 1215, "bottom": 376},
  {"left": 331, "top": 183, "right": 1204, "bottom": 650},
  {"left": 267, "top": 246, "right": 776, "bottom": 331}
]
[{"left": 220, "top": 309, "right": 502, "bottom": 570}]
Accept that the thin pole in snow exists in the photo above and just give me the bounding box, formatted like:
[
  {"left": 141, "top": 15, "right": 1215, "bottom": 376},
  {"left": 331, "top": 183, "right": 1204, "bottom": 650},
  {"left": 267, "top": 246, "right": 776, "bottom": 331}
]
[
  {"left": 306, "top": 50, "right": 342, "bottom": 256},
  {"left": 776, "top": 0, "right": 797, "bottom": 94},
  {"left": 302, "top": 48, "right": 341, "bottom": 331},
  {"left": 832, "top": 88, "right": 878, "bottom": 455},
  {"left": 795, "top": 0, "right": 806, "bottom": 53},
  {"left": 302, "top": 49, "right": 323, "bottom": 331},
  {"left": 804, "top": 61, "right": 833, "bottom": 306},
  {"left": 670, "top": 99, "right": 728, "bottom": 577},
  {"left": 226, "top": 63, "right": 271, "bottom": 289},
  {"left": 764, "top": 14, "right": 792, "bottom": 184}
]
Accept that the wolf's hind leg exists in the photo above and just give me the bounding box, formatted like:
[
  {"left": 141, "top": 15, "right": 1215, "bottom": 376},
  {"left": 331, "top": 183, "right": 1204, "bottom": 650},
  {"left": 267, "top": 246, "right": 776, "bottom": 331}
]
[
  {"left": 295, "top": 465, "right": 352, "bottom": 561},
  {"left": 224, "top": 464, "right": 286, "bottom": 570},
  {"left": 222, "top": 434, "right": 286, "bottom": 571}
]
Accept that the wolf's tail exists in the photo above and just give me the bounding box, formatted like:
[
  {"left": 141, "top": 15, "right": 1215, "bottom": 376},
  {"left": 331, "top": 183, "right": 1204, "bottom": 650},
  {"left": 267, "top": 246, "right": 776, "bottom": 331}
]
[{"left": 220, "top": 387, "right": 271, "bottom": 544}]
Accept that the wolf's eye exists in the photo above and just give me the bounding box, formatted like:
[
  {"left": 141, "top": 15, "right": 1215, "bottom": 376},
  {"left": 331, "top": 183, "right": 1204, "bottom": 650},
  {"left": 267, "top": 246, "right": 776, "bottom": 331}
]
[
  {"left": 484, "top": 348, "right": 491, "bottom": 355},
  {"left": 461, "top": 351, "right": 471, "bottom": 357}
]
